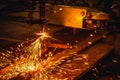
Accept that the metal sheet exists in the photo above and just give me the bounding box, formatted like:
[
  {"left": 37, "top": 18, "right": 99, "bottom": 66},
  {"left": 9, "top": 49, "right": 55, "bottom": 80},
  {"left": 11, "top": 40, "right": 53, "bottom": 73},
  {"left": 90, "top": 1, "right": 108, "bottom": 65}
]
[
  {"left": 45, "top": 4, "right": 87, "bottom": 28},
  {"left": 90, "top": 12, "right": 109, "bottom": 20}
]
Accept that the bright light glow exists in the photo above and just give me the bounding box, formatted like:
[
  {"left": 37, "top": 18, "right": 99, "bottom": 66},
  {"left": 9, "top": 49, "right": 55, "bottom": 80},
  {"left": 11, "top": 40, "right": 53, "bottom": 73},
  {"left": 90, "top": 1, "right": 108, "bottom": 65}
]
[
  {"left": 28, "top": 65, "right": 35, "bottom": 71},
  {"left": 59, "top": 8, "right": 63, "bottom": 11},
  {"left": 82, "top": 54, "right": 88, "bottom": 59},
  {"left": 35, "top": 32, "right": 49, "bottom": 40},
  {"left": 41, "top": 32, "right": 49, "bottom": 40},
  {"left": 35, "top": 32, "right": 46, "bottom": 36}
]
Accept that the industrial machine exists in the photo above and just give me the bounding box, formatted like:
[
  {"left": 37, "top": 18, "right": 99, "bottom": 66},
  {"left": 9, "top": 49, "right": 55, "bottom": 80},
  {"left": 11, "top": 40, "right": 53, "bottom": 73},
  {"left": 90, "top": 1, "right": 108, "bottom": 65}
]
[
  {"left": 45, "top": 3, "right": 110, "bottom": 29},
  {"left": 0, "top": 1, "right": 110, "bottom": 30}
]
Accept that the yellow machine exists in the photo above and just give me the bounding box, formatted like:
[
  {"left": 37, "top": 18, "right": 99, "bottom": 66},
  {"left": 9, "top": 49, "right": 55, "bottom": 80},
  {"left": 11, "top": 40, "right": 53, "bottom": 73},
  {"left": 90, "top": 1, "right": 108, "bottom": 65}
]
[{"left": 45, "top": 4, "right": 110, "bottom": 29}]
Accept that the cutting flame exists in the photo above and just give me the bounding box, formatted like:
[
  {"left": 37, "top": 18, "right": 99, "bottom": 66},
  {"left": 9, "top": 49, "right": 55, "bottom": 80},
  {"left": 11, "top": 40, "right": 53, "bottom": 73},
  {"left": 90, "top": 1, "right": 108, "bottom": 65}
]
[
  {"left": 35, "top": 32, "right": 47, "bottom": 36},
  {"left": 35, "top": 32, "right": 49, "bottom": 40}
]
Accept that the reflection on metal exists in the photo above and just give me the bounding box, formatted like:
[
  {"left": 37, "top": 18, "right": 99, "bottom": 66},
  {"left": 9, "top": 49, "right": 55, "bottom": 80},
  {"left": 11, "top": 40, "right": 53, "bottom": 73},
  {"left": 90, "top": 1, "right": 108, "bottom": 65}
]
[
  {"left": 45, "top": 4, "right": 86, "bottom": 28},
  {"left": 88, "top": 11, "right": 109, "bottom": 20},
  {"left": 45, "top": 4, "right": 110, "bottom": 29}
]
